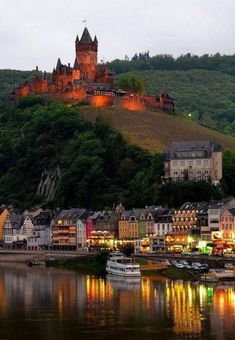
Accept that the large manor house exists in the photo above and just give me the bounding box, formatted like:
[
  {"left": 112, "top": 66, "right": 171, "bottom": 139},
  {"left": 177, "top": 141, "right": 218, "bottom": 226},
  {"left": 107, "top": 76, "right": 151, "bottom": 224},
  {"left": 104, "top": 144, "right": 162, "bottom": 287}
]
[{"left": 12, "top": 28, "right": 174, "bottom": 111}]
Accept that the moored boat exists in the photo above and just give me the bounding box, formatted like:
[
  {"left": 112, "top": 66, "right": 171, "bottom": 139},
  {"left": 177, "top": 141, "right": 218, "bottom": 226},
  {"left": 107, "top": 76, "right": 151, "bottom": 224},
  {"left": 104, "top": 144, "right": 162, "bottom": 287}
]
[{"left": 106, "top": 255, "right": 141, "bottom": 277}]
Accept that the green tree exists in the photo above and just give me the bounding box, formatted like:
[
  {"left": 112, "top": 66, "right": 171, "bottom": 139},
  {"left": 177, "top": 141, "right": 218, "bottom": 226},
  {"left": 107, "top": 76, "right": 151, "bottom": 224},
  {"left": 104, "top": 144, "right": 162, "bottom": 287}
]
[{"left": 118, "top": 75, "right": 145, "bottom": 94}]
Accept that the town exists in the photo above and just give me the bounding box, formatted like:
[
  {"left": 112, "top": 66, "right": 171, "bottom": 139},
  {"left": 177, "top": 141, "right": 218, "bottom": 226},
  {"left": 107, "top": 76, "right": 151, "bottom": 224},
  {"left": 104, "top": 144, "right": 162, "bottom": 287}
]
[{"left": 0, "top": 139, "right": 232, "bottom": 258}]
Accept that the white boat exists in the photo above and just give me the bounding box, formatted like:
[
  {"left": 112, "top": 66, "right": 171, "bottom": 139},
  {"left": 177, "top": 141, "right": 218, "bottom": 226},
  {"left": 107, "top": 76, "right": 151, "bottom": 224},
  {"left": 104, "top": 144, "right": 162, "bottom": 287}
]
[{"left": 106, "top": 255, "right": 141, "bottom": 277}]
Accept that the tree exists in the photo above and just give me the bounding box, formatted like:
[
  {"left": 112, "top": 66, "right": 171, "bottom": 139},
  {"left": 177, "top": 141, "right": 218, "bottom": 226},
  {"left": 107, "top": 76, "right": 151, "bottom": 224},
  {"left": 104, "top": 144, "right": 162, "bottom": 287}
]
[{"left": 118, "top": 75, "right": 145, "bottom": 94}]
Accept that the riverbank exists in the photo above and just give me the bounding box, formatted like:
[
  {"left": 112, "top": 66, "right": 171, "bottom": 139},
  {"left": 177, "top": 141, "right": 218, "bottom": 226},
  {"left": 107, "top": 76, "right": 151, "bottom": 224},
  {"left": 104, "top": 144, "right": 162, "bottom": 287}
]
[
  {"left": 47, "top": 255, "right": 200, "bottom": 281},
  {"left": 141, "top": 267, "right": 200, "bottom": 281},
  {"left": 46, "top": 252, "right": 107, "bottom": 275}
]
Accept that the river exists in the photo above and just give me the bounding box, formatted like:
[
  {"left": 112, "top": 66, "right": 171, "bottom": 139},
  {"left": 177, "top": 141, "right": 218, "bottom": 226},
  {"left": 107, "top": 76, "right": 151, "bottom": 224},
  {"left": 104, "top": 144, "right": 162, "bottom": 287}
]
[{"left": 0, "top": 263, "right": 234, "bottom": 339}]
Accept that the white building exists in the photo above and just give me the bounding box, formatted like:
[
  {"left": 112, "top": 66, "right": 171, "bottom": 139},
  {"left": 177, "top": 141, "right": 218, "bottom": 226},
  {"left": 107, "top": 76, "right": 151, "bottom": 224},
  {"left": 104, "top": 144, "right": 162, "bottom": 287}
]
[
  {"left": 154, "top": 210, "right": 173, "bottom": 236},
  {"left": 77, "top": 218, "right": 87, "bottom": 250},
  {"left": 164, "top": 140, "right": 222, "bottom": 185}
]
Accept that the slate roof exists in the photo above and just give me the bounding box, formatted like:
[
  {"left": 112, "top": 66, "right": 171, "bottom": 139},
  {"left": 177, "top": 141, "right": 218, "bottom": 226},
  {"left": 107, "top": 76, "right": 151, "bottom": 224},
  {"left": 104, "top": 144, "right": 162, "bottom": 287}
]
[
  {"left": 56, "top": 209, "right": 88, "bottom": 223},
  {"left": 155, "top": 209, "right": 173, "bottom": 223},
  {"left": 10, "top": 214, "right": 23, "bottom": 229},
  {"left": 179, "top": 202, "right": 211, "bottom": 214},
  {"left": 164, "top": 140, "right": 222, "bottom": 160},
  {"left": 80, "top": 27, "right": 93, "bottom": 43}
]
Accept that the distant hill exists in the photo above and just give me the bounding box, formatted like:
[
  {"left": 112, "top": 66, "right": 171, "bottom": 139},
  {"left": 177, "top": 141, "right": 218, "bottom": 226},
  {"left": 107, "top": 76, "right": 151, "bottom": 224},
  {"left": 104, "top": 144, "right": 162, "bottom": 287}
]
[{"left": 81, "top": 106, "right": 235, "bottom": 153}]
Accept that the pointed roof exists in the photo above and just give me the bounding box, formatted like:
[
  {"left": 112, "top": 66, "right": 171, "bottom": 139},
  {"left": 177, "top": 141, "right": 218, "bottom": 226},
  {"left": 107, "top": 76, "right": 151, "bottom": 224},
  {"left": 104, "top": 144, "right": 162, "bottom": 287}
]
[
  {"left": 74, "top": 58, "right": 80, "bottom": 69},
  {"left": 80, "top": 27, "right": 92, "bottom": 43},
  {"left": 75, "top": 35, "right": 79, "bottom": 44},
  {"left": 94, "top": 35, "right": 98, "bottom": 44},
  {"left": 56, "top": 58, "right": 62, "bottom": 72}
]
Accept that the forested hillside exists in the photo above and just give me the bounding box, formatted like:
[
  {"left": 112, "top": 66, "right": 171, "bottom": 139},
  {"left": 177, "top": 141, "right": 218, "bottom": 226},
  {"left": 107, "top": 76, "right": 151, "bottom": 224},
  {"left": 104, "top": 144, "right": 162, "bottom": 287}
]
[
  {"left": 0, "top": 98, "right": 234, "bottom": 210},
  {"left": 1, "top": 54, "right": 235, "bottom": 136},
  {"left": 0, "top": 69, "right": 34, "bottom": 105}
]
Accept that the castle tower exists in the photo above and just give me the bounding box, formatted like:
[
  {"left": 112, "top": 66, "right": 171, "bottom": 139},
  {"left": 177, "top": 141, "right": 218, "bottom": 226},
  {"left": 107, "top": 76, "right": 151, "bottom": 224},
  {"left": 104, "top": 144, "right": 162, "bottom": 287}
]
[{"left": 74, "top": 27, "right": 98, "bottom": 81}]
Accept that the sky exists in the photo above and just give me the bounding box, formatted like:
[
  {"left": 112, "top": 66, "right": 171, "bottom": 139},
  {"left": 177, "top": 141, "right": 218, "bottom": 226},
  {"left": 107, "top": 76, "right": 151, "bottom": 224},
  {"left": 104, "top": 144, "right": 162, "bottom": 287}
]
[{"left": 0, "top": 0, "right": 235, "bottom": 71}]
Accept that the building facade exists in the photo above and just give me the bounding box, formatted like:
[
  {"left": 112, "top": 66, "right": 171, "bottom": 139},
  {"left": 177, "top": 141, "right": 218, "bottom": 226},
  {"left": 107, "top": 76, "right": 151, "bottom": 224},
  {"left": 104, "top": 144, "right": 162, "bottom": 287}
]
[
  {"left": 166, "top": 202, "right": 209, "bottom": 252},
  {"left": 51, "top": 209, "right": 87, "bottom": 251},
  {"left": 219, "top": 209, "right": 235, "bottom": 241},
  {"left": 164, "top": 140, "right": 222, "bottom": 185}
]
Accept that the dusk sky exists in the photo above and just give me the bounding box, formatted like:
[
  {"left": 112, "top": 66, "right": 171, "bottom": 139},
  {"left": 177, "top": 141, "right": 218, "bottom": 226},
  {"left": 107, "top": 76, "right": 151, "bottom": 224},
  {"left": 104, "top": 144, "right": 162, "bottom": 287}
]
[{"left": 0, "top": 0, "right": 235, "bottom": 71}]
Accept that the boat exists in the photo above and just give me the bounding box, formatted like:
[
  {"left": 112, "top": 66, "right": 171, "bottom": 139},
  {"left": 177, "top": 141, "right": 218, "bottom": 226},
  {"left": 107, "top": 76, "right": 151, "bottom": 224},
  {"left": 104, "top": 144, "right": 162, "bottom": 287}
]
[
  {"left": 106, "top": 255, "right": 141, "bottom": 277},
  {"left": 200, "top": 274, "right": 218, "bottom": 283},
  {"left": 224, "top": 263, "right": 235, "bottom": 269},
  {"left": 201, "top": 269, "right": 235, "bottom": 283}
]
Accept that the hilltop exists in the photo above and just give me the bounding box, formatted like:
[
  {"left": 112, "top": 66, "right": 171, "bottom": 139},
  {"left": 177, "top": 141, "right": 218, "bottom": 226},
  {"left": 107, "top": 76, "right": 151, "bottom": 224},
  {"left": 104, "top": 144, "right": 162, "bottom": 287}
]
[
  {"left": 1, "top": 67, "right": 235, "bottom": 136},
  {"left": 80, "top": 106, "right": 235, "bottom": 153}
]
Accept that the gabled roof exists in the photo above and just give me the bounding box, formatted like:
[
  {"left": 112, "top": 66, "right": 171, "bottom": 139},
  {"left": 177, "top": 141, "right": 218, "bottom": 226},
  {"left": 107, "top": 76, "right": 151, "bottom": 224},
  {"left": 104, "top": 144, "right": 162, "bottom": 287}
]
[{"left": 80, "top": 27, "right": 93, "bottom": 43}]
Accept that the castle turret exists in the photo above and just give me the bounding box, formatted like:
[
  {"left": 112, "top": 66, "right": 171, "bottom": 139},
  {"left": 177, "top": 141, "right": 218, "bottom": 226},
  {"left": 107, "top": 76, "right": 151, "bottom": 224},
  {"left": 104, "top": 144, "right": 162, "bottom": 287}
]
[{"left": 74, "top": 27, "right": 98, "bottom": 80}]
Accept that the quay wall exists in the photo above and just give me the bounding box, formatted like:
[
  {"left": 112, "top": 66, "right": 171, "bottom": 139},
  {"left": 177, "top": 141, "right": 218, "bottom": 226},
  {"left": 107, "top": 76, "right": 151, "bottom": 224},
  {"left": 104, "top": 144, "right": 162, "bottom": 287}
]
[{"left": 0, "top": 250, "right": 94, "bottom": 263}]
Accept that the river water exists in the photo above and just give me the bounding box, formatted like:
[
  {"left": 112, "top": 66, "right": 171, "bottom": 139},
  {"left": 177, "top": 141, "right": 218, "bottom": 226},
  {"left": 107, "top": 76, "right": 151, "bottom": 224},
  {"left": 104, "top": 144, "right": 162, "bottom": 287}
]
[{"left": 0, "top": 263, "right": 235, "bottom": 339}]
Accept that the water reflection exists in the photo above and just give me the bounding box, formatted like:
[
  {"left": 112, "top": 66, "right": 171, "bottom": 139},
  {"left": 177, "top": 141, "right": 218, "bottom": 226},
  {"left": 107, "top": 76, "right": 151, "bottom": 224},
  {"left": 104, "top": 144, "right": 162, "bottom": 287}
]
[{"left": 0, "top": 263, "right": 235, "bottom": 339}]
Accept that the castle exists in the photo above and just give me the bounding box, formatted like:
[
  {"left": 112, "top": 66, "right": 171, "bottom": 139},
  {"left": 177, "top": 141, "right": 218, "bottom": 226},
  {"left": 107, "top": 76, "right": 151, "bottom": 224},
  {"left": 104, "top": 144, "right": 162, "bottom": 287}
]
[{"left": 11, "top": 28, "right": 174, "bottom": 111}]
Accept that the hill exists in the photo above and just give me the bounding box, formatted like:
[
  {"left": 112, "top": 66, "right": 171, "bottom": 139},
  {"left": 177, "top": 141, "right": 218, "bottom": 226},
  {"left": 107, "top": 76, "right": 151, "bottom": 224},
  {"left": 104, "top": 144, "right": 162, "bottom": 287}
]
[
  {"left": 117, "top": 69, "right": 235, "bottom": 136},
  {"left": 0, "top": 99, "right": 234, "bottom": 210},
  {"left": 1, "top": 67, "right": 235, "bottom": 136},
  {"left": 80, "top": 106, "right": 235, "bottom": 153}
]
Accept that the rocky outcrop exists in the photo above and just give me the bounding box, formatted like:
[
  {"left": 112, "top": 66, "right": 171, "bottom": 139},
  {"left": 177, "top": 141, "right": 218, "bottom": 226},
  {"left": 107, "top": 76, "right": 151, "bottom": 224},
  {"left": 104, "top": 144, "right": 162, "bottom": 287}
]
[{"left": 37, "top": 166, "right": 62, "bottom": 199}]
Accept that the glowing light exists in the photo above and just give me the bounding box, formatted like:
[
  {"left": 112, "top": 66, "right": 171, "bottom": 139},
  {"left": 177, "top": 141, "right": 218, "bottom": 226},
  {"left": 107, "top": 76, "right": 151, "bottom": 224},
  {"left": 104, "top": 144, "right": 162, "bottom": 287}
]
[
  {"left": 90, "top": 95, "right": 113, "bottom": 107},
  {"left": 122, "top": 100, "right": 145, "bottom": 111}
]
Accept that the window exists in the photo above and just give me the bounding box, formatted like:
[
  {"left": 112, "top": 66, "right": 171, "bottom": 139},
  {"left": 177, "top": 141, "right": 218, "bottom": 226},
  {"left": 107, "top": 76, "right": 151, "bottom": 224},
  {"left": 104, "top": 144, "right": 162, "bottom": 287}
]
[
  {"left": 180, "top": 161, "right": 185, "bottom": 166},
  {"left": 189, "top": 161, "right": 193, "bottom": 166},
  {"left": 173, "top": 161, "right": 178, "bottom": 166},
  {"left": 196, "top": 160, "right": 201, "bottom": 166}
]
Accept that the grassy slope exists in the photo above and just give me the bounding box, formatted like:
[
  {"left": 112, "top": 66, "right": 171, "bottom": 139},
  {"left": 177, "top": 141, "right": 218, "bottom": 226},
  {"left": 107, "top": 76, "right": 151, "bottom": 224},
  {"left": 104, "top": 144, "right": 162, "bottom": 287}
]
[
  {"left": 81, "top": 106, "right": 235, "bottom": 153},
  {"left": 117, "top": 69, "right": 235, "bottom": 135}
]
